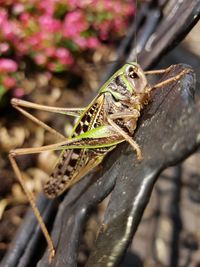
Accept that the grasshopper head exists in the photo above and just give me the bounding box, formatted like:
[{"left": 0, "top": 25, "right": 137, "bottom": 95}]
[
  {"left": 123, "top": 63, "right": 148, "bottom": 94},
  {"left": 103, "top": 62, "right": 149, "bottom": 102}
]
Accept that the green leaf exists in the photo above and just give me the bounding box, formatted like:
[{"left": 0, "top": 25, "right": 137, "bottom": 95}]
[
  {"left": 61, "top": 39, "right": 79, "bottom": 52},
  {"left": 0, "top": 85, "right": 6, "bottom": 101},
  {"left": 97, "top": 11, "right": 113, "bottom": 22},
  {"left": 54, "top": 3, "right": 68, "bottom": 19},
  {"left": 81, "top": 29, "right": 93, "bottom": 38},
  {"left": 52, "top": 63, "right": 66, "bottom": 72}
]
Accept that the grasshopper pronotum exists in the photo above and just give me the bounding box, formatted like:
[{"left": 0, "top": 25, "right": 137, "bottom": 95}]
[{"left": 9, "top": 62, "right": 191, "bottom": 261}]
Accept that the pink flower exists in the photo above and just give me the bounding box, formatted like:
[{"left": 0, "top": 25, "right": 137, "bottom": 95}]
[
  {"left": 12, "top": 4, "right": 25, "bottom": 15},
  {"left": 38, "top": 0, "right": 55, "bottom": 15},
  {"left": 3, "top": 76, "right": 16, "bottom": 88},
  {"left": 55, "top": 48, "right": 74, "bottom": 65},
  {"left": 0, "top": 43, "right": 9, "bottom": 53},
  {"left": 16, "top": 42, "right": 28, "bottom": 55},
  {"left": 67, "top": 0, "right": 80, "bottom": 8},
  {"left": 55, "top": 47, "right": 69, "bottom": 58},
  {"left": 124, "top": 4, "right": 135, "bottom": 16},
  {"left": 34, "top": 53, "right": 47, "bottom": 65},
  {"left": 87, "top": 37, "right": 100, "bottom": 49},
  {"left": 39, "top": 15, "right": 61, "bottom": 33},
  {"left": 63, "top": 10, "right": 88, "bottom": 38},
  {"left": 44, "top": 71, "right": 52, "bottom": 80},
  {"left": 103, "top": 0, "right": 114, "bottom": 11},
  {"left": 19, "top": 12, "right": 31, "bottom": 24},
  {"left": 46, "top": 47, "right": 56, "bottom": 57},
  {"left": 68, "top": 0, "right": 96, "bottom": 8},
  {"left": 13, "top": 88, "right": 24, "bottom": 98},
  {"left": 27, "top": 33, "right": 46, "bottom": 50},
  {"left": 110, "top": 2, "right": 122, "bottom": 13},
  {"left": 98, "top": 20, "right": 111, "bottom": 40},
  {"left": 47, "top": 62, "right": 56, "bottom": 71},
  {"left": 1, "top": 21, "right": 15, "bottom": 40},
  {"left": 0, "top": 58, "right": 18, "bottom": 73},
  {"left": 59, "top": 54, "right": 74, "bottom": 66},
  {"left": 74, "top": 36, "right": 87, "bottom": 49},
  {"left": 114, "top": 20, "right": 125, "bottom": 32},
  {"left": 0, "top": 9, "right": 7, "bottom": 26},
  {"left": 0, "top": 0, "right": 135, "bottom": 76}
]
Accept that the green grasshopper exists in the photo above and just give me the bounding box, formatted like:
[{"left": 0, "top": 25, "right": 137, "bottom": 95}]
[{"left": 9, "top": 62, "right": 190, "bottom": 261}]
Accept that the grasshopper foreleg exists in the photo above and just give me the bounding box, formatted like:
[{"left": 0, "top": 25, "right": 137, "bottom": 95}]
[
  {"left": 109, "top": 110, "right": 140, "bottom": 120},
  {"left": 107, "top": 116, "right": 142, "bottom": 160}
]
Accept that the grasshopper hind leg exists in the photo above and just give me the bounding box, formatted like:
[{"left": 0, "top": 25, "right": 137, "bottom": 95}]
[
  {"left": 8, "top": 153, "right": 56, "bottom": 262},
  {"left": 44, "top": 149, "right": 107, "bottom": 198}
]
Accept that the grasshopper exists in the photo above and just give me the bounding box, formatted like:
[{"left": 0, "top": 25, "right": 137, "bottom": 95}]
[{"left": 9, "top": 62, "right": 191, "bottom": 261}]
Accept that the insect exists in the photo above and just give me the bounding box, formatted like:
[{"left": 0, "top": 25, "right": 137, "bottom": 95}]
[{"left": 9, "top": 62, "right": 190, "bottom": 261}]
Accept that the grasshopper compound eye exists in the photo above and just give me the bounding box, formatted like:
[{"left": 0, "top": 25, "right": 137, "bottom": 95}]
[
  {"left": 125, "top": 64, "right": 148, "bottom": 94},
  {"left": 126, "top": 66, "right": 139, "bottom": 79},
  {"left": 128, "top": 67, "right": 139, "bottom": 79}
]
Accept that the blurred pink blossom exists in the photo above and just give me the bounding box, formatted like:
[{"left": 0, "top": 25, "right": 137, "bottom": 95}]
[
  {"left": 34, "top": 53, "right": 47, "bottom": 65},
  {"left": 0, "top": 8, "right": 7, "bottom": 25},
  {"left": 16, "top": 42, "right": 28, "bottom": 55},
  {"left": 0, "top": 0, "right": 135, "bottom": 93},
  {"left": 114, "top": 20, "right": 125, "bottom": 32},
  {"left": 87, "top": 37, "right": 100, "bottom": 49},
  {"left": 44, "top": 71, "right": 52, "bottom": 80},
  {"left": 39, "top": 15, "right": 61, "bottom": 33},
  {"left": 124, "top": 4, "right": 135, "bottom": 16},
  {"left": 98, "top": 20, "right": 111, "bottom": 40},
  {"left": 13, "top": 87, "right": 25, "bottom": 98},
  {"left": 55, "top": 47, "right": 69, "bottom": 58},
  {"left": 54, "top": 48, "right": 74, "bottom": 65},
  {"left": 27, "top": 33, "right": 46, "bottom": 50},
  {"left": 19, "top": 12, "right": 31, "bottom": 24},
  {"left": 47, "top": 62, "right": 56, "bottom": 71},
  {"left": 68, "top": 0, "right": 97, "bottom": 8},
  {"left": 0, "top": 58, "right": 18, "bottom": 73},
  {"left": 46, "top": 47, "right": 56, "bottom": 57},
  {"left": 59, "top": 56, "right": 74, "bottom": 65},
  {"left": 12, "top": 4, "right": 25, "bottom": 15},
  {"left": 1, "top": 21, "right": 15, "bottom": 40},
  {"left": 60, "top": 55, "right": 74, "bottom": 65},
  {"left": 63, "top": 10, "right": 88, "bottom": 38},
  {"left": 74, "top": 36, "right": 87, "bottom": 49},
  {"left": 38, "top": 0, "right": 56, "bottom": 15},
  {"left": 0, "top": 43, "right": 9, "bottom": 53},
  {"left": 112, "top": 2, "right": 122, "bottom": 12},
  {"left": 3, "top": 76, "right": 16, "bottom": 88}
]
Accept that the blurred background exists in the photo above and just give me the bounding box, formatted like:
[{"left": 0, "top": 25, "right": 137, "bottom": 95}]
[
  {"left": 0, "top": 0, "right": 200, "bottom": 266},
  {"left": 0, "top": 0, "right": 135, "bottom": 262}
]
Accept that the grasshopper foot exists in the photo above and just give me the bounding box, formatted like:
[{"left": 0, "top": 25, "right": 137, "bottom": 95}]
[
  {"left": 136, "top": 148, "right": 142, "bottom": 161},
  {"left": 48, "top": 248, "right": 55, "bottom": 263}
]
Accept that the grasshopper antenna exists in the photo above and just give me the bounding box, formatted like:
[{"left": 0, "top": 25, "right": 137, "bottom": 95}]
[{"left": 134, "top": 0, "right": 138, "bottom": 63}]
